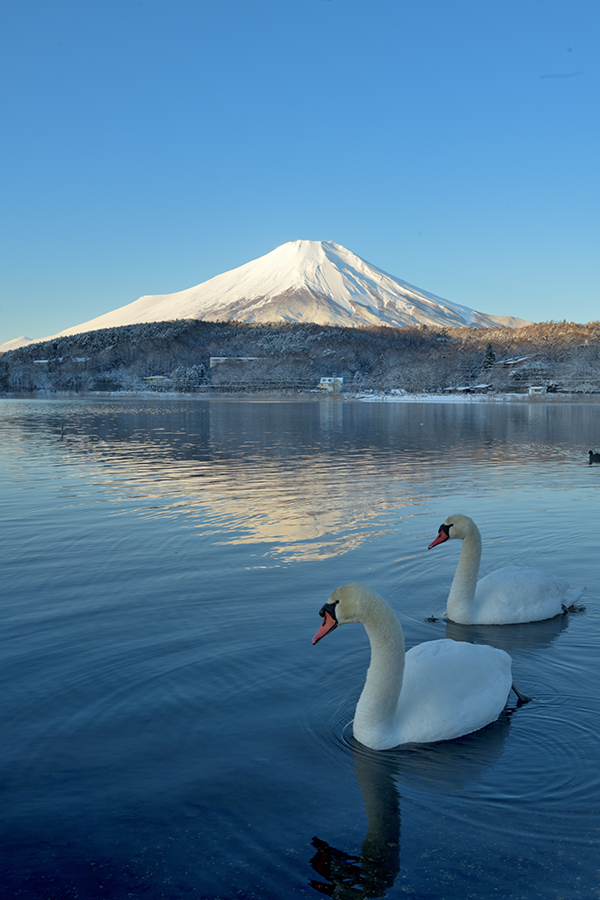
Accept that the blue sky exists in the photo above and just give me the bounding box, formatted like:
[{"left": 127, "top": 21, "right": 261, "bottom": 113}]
[{"left": 1, "top": 0, "right": 598, "bottom": 344}]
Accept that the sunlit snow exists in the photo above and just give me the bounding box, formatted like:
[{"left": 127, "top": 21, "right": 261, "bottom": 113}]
[{"left": 1, "top": 241, "right": 529, "bottom": 351}]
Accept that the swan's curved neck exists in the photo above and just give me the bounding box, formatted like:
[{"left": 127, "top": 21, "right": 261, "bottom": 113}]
[
  {"left": 353, "top": 600, "right": 405, "bottom": 746},
  {"left": 446, "top": 526, "right": 482, "bottom": 621}
]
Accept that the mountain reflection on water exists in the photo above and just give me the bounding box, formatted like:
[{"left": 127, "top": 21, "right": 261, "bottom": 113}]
[{"left": 2, "top": 396, "right": 597, "bottom": 563}]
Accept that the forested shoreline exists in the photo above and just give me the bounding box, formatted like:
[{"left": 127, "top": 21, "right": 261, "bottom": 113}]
[{"left": 2, "top": 318, "right": 600, "bottom": 395}]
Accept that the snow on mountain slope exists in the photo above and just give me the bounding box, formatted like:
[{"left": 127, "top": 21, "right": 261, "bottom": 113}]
[
  {"left": 0, "top": 336, "right": 34, "bottom": 351},
  {"left": 1, "top": 241, "right": 529, "bottom": 351}
]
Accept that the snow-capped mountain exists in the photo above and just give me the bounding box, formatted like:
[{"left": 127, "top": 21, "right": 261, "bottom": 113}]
[{"left": 2, "top": 241, "right": 529, "bottom": 351}]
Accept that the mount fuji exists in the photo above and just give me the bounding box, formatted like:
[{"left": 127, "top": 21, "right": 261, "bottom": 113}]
[{"left": 3, "top": 241, "right": 529, "bottom": 350}]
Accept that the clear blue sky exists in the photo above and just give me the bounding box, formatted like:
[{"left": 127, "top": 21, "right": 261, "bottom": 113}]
[{"left": 1, "top": 0, "right": 598, "bottom": 344}]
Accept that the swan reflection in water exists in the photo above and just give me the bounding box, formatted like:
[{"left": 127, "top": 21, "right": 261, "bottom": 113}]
[
  {"left": 445, "top": 612, "right": 571, "bottom": 652},
  {"left": 310, "top": 711, "right": 514, "bottom": 898},
  {"left": 310, "top": 744, "right": 400, "bottom": 899}
]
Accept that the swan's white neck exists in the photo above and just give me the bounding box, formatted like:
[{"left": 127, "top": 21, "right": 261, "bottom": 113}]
[
  {"left": 446, "top": 524, "right": 482, "bottom": 623},
  {"left": 353, "top": 599, "right": 405, "bottom": 748}
]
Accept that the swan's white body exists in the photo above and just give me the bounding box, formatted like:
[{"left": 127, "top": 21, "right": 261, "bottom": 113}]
[
  {"left": 312, "top": 584, "right": 513, "bottom": 751},
  {"left": 429, "top": 514, "right": 585, "bottom": 625}
]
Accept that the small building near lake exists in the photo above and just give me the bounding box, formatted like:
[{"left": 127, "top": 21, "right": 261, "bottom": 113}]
[{"left": 318, "top": 377, "right": 344, "bottom": 392}]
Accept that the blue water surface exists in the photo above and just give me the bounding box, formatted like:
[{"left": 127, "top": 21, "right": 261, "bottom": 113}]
[{"left": 1, "top": 395, "right": 599, "bottom": 899}]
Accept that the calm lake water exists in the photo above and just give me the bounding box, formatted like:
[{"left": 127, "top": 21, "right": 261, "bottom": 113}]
[{"left": 1, "top": 395, "right": 599, "bottom": 899}]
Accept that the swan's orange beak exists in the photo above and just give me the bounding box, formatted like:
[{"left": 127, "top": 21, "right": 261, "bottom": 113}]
[
  {"left": 428, "top": 529, "right": 449, "bottom": 549},
  {"left": 312, "top": 611, "right": 338, "bottom": 645}
]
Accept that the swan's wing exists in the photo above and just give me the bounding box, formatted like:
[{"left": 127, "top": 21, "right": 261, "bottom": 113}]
[
  {"left": 475, "top": 566, "right": 582, "bottom": 624},
  {"left": 394, "top": 640, "right": 512, "bottom": 744}
]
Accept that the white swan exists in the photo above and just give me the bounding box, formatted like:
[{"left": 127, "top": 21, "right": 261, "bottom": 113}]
[
  {"left": 428, "top": 513, "right": 585, "bottom": 625},
  {"left": 312, "top": 583, "right": 524, "bottom": 751}
]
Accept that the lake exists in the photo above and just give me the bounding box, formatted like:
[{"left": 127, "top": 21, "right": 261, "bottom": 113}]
[{"left": 1, "top": 394, "right": 598, "bottom": 899}]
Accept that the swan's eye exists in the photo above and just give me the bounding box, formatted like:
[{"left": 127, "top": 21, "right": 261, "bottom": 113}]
[{"left": 439, "top": 523, "right": 452, "bottom": 537}]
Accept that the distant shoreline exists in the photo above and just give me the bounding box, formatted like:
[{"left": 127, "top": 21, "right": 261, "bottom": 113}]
[
  {"left": 2, "top": 390, "right": 600, "bottom": 404},
  {"left": 351, "top": 390, "right": 600, "bottom": 404}
]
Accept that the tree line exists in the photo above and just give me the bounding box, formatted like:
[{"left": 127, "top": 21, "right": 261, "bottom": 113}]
[{"left": 1, "top": 318, "right": 599, "bottom": 395}]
